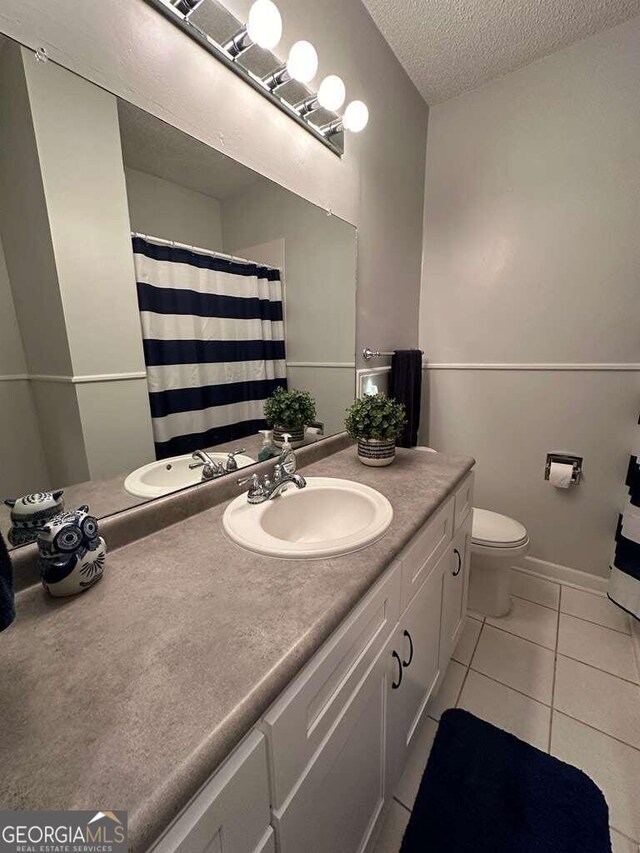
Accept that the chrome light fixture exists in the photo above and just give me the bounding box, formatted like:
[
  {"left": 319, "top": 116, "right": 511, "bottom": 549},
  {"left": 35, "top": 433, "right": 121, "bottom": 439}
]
[{"left": 145, "top": 0, "right": 369, "bottom": 156}]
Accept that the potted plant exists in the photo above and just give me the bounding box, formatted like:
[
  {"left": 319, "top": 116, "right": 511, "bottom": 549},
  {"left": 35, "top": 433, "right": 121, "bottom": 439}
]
[
  {"left": 264, "top": 387, "right": 317, "bottom": 448},
  {"left": 345, "top": 393, "right": 407, "bottom": 466}
]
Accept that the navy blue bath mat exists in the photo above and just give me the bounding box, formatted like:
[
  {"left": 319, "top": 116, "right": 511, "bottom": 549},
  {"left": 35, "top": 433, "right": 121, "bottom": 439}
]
[{"left": 401, "top": 709, "right": 611, "bottom": 853}]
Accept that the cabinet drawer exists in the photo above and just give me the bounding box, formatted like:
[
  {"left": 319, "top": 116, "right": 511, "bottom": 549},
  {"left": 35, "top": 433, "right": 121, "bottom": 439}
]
[
  {"left": 149, "top": 731, "right": 270, "bottom": 853},
  {"left": 263, "top": 561, "right": 402, "bottom": 809},
  {"left": 453, "top": 471, "right": 474, "bottom": 531},
  {"left": 400, "top": 496, "right": 454, "bottom": 611}
]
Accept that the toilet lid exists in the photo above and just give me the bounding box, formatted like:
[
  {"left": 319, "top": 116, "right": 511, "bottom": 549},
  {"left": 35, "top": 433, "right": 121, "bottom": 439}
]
[{"left": 472, "top": 508, "right": 528, "bottom": 548}]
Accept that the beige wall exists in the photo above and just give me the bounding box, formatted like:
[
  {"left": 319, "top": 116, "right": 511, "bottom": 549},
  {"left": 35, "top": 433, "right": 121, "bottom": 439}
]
[
  {"left": 0, "top": 45, "right": 155, "bottom": 489},
  {"left": 222, "top": 180, "right": 356, "bottom": 435},
  {"left": 0, "top": 43, "right": 84, "bottom": 491},
  {"left": 125, "top": 167, "right": 224, "bottom": 250},
  {"left": 222, "top": 180, "right": 356, "bottom": 364},
  {"left": 0, "top": 42, "right": 72, "bottom": 378},
  {"left": 22, "top": 52, "right": 156, "bottom": 479},
  {"left": 0, "top": 0, "right": 429, "bottom": 367},
  {"left": 0, "top": 234, "right": 50, "bottom": 496},
  {"left": 420, "top": 17, "right": 640, "bottom": 577},
  {"left": 24, "top": 56, "right": 149, "bottom": 379}
]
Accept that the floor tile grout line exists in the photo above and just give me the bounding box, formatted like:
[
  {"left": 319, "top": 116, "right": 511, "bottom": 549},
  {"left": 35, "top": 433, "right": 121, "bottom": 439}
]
[
  {"left": 452, "top": 660, "right": 474, "bottom": 714},
  {"left": 485, "top": 621, "right": 556, "bottom": 652},
  {"left": 556, "top": 650, "right": 640, "bottom": 687},
  {"left": 392, "top": 795, "right": 411, "bottom": 815},
  {"left": 468, "top": 664, "right": 552, "bottom": 708},
  {"left": 486, "top": 616, "right": 638, "bottom": 677},
  {"left": 511, "top": 592, "right": 560, "bottom": 613},
  {"left": 549, "top": 585, "right": 562, "bottom": 752},
  {"left": 610, "top": 825, "right": 640, "bottom": 846},
  {"left": 467, "top": 618, "right": 486, "bottom": 668},
  {"left": 553, "top": 709, "right": 640, "bottom": 755},
  {"left": 561, "top": 609, "right": 633, "bottom": 637}
]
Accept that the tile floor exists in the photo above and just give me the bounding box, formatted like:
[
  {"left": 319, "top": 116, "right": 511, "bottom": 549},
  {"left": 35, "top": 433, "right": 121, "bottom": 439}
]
[{"left": 373, "top": 568, "right": 640, "bottom": 853}]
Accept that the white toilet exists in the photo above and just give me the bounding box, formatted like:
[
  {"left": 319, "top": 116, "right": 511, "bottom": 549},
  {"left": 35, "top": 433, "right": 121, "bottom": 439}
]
[
  {"left": 469, "top": 509, "right": 530, "bottom": 617},
  {"left": 415, "top": 447, "right": 530, "bottom": 617}
]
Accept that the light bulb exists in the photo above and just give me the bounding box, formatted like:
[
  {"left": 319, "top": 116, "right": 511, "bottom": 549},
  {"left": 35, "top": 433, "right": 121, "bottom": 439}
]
[
  {"left": 246, "top": 0, "right": 282, "bottom": 51},
  {"left": 317, "top": 75, "right": 346, "bottom": 112},
  {"left": 343, "top": 100, "right": 369, "bottom": 133},
  {"left": 286, "top": 40, "right": 318, "bottom": 84}
]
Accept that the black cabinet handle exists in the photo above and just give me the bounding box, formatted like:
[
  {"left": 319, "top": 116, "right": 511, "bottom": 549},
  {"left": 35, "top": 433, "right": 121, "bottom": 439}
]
[
  {"left": 453, "top": 548, "right": 462, "bottom": 577},
  {"left": 391, "top": 650, "right": 403, "bottom": 689},
  {"left": 402, "top": 629, "right": 414, "bottom": 668}
]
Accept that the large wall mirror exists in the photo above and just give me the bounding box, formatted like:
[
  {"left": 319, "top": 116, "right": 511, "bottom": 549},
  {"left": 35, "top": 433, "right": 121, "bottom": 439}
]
[{"left": 0, "top": 34, "right": 357, "bottom": 549}]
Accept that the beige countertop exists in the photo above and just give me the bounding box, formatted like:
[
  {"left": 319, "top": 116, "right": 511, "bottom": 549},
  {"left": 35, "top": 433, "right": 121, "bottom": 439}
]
[{"left": 0, "top": 445, "right": 473, "bottom": 851}]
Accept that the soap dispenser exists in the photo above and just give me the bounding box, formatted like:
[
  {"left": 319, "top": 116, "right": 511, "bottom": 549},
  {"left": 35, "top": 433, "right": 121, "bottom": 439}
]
[
  {"left": 278, "top": 433, "right": 297, "bottom": 474},
  {"left": 258, "top": 429, "right": 278, "bottom": 462}
]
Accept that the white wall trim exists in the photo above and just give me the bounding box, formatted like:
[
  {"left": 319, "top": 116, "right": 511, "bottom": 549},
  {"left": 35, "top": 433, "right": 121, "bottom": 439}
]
[
  {"left": 286, "top": 362, "right": 355, "bottom": 369},
  {"left": 514, "top": 556, "right": 609, "bottom": 593},
  {"left": 0, "top": 374, "right": 29, "bottom": 382},
  {"left": 423, "top": 363, "right": 640, "bottom": 371},
  {"left": 28, "top": 371, "right": 148, "bottom": 384}
]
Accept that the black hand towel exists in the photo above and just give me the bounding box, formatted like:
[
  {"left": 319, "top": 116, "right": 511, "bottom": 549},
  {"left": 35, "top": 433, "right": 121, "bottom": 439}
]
[
  {"left": 0, "top": 531, "right": 15, "bottom": 632},
  {"left": 390, "top": 349, "right": 422, "bottom": 448}
]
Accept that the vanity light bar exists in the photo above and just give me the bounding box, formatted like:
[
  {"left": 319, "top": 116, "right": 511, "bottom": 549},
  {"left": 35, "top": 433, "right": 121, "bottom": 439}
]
[{"left": 145, "top": 0, "right": 368, "bottom": 155}]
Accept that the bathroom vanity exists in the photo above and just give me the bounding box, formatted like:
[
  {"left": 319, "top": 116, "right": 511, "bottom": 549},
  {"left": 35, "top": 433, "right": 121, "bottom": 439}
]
[
  {"left": 151, "top": 460, "right": 474, "bottom": 853},
  {"left": 1, "top": 444, "right": 473, "bottom": 853}
]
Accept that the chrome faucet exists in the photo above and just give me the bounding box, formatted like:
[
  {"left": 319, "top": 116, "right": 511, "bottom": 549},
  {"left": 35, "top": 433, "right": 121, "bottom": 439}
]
[
  {"left": 238, "top": 455, "right": 307, "bottom": 504},
  {"left": 190, "top": 448, "right": 247, "bottom": 481}
]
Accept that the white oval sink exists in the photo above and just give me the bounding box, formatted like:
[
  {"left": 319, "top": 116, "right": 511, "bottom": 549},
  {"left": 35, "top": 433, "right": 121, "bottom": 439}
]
[
  {"left": 223, "top": 477, "right": 393, "bottom": 559},
  {"left": 124, "top": 452, "right": 255, "bottom": 498}
]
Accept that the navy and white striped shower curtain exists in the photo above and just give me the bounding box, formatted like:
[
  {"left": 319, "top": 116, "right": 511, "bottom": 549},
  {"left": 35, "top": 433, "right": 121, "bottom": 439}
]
[
  {"left": 609, "top": 413, "right": 640, "bottom": 620},
  {"left": 132, "top": 236, "right": 287, "bottom": 459}
]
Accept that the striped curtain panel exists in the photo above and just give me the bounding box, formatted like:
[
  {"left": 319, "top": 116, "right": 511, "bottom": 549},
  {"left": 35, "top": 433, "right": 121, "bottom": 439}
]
[
  {"left": 609, "top": 414, "right": 640, "bottom": 620},
  {"left": 132, "top": 236, "right": 287, "bottom": 459}
]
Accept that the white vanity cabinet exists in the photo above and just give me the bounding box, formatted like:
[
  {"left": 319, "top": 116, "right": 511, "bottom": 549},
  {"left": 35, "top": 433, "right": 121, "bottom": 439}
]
[
  {"left": 440, "top": 511, "right": 472, "bottom": 669},
  {"left": 149, "top": 731, "right": 273, "bottom": 853},
  {"left": 150, "top": 472, "right": 474, "bottom": 853},
  {"left": 385, "top": 547, "right": 447, "bottom": 797}
]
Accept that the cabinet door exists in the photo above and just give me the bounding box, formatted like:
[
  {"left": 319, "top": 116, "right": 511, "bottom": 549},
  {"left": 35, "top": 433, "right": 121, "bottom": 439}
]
[
  {"left": 440, "top": 511, "right": 472, "bottom": 670},
  {"left": 273, "top": 646, "right": 390, "bottom": 853},
  {"left": 387, "top": 551, "right": 446, "bottom": 793},
  {"left": 149, "top": 731, "right": 271, "bottom": 853}
]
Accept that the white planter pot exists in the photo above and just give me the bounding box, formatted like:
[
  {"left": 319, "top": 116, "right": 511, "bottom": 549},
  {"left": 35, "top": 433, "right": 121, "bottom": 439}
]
[{"left": 357, "top": 439, "right": 396, "bottom": 467}]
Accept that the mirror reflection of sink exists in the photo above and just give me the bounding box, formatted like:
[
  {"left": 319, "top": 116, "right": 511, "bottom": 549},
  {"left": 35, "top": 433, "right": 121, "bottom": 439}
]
[
  {"left": 223, "top": 477, "right": 393, "bottom": 559},
  {"left": 124, "top": 453, "right": 255, "bottom": 499}
]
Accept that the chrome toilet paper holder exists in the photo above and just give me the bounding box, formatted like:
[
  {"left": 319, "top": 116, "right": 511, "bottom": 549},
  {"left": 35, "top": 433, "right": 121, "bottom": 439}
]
[{"left": 545, "top": 453, "right": 583, "bottom": 485}]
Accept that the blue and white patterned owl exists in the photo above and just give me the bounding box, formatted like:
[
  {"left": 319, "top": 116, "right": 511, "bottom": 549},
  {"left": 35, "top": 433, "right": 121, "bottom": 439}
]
[
  {"left": 37, "top": 505, "right": 106, "bottom": 598},
  {"left": 4, "top": 490, "right": 65, "bottom": 547}
]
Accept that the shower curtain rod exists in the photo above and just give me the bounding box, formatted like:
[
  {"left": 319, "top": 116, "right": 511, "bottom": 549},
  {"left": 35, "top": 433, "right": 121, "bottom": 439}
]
[{"left": 130, "top": 232, "right": 278, "bottom": 272}]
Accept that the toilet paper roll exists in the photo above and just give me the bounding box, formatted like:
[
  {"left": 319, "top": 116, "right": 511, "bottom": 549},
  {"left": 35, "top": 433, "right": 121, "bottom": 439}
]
[{"left": 549, "top": 461, "right": 574, "bottom": 489}]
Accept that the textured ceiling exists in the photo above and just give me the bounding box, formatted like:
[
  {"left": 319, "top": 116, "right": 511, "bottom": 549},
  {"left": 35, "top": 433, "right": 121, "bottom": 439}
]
[
  {"left": 361, "top": 0, "right": 640, "bottom": 103},
  {"left": 117, "top": 100, "right": 261, "bottom": 201}
]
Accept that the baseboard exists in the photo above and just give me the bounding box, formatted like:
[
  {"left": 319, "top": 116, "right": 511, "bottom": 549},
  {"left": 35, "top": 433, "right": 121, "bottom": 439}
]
[{"left": 514, "top": 556, "right": 609, "bottom": 594}]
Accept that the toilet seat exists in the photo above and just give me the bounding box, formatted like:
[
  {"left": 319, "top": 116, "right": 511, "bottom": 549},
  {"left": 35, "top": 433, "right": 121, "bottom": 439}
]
[{"left": 472, "top": 508, "right": 528, "bottom": 549}]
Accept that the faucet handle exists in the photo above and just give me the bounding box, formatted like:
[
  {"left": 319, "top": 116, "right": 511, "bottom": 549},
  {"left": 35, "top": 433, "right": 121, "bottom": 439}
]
[
  {"left": 238, "top": 473, "right": 259, "bottom": 487},
  {"left": 225, "top": 448, "right": 247, "bottom": 473},
  {"left": 238, "top": 472, "right": 267, "bottom": 504}
]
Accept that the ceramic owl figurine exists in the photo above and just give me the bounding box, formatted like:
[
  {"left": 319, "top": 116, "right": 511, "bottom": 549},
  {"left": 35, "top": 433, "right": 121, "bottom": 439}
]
[
  {"left": 4, "top": 490, "right": 65, "bottom": 547},
  {"left": 37, "top": 505, "right": 106, "bottom": 598}
]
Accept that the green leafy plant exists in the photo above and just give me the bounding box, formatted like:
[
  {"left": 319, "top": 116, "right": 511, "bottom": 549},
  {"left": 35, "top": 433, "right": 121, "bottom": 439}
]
[
  {"left": 345, "top": 393, "right": 407, "bottom": 442},
  {"left": 264, "top": 387, "right": 317, "bottom": 429}
]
